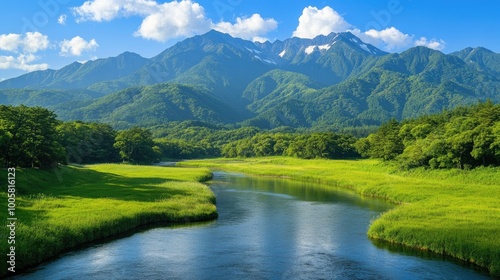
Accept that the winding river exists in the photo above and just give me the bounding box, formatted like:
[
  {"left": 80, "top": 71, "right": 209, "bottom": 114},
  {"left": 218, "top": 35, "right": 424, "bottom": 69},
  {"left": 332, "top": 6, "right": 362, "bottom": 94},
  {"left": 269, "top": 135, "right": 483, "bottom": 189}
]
[{"left": 16, "top": 172, "right": 492, "bottom": 279}]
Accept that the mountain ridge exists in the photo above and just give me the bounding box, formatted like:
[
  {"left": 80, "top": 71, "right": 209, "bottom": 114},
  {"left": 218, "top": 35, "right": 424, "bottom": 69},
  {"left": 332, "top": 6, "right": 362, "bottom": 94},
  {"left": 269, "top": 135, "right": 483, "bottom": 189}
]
[
  {"left": 0, "top": 30, "right": 499, "bottom": 130},
  {"left": 0, "top": 52, "right": 148, "bottom": 90}
]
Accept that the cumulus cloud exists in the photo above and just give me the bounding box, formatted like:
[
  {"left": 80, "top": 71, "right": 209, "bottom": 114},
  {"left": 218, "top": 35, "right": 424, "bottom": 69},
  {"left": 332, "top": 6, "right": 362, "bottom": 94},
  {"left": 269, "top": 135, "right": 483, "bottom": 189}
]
[
  {"left": 214, "top": 14, "right": 278, "bottom": 42},
  {"left": 60, "top": 36, "right": 99, "bottom": 56},
  {"left": 0, "top": 32, "right": 50, "bottom": 71},
  {"left": 0, "top": 34, "right": 22, "bottom": 52},
  {"left": 0, "top": 54, "right": 49, "bottom": 71},
  {"left": 0, "top": 32, "right": 49, "bottom": 53},
  {"left": 73, "top": 0, "right": 277, "bottom": 42},
  {"left": 415, "top": 37, "right": 446, "bottom": 51},
  {"left": 354, "top": 27, "right": 413, "bottom": 52},
  {"left": 134, "top": 1, "right": 210, "bottom": 41},
  {"left": 293, "top": 6, "right": 353, "bottom": 39},
  {"left": 74, "top": 0, "right": 146, "bottom": 22},
  {"left": 23, "top": 32, "right": 50, "bottom": 53}
]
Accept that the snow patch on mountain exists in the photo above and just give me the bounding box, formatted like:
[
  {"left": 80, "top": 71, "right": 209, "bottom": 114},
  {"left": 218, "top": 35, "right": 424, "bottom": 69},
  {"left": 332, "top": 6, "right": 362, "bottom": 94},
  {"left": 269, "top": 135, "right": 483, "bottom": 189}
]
[
  {"left": 305, "top": 44, "right": 331, "bottom": 55},
  {"left": 305, "top": 46, "right": 316, "bottom": 55},
  {"left": 254, "top": 55, "right": 276, "bottom": 65},
  {"left": 359, "top": 43, "right": 371, "bottom": 54},
  {"left": 246, "top": 47, "right": 262, "bottom": 54},
  {"left": 318, "top": 44, "right": 331, "bottom": 51}
]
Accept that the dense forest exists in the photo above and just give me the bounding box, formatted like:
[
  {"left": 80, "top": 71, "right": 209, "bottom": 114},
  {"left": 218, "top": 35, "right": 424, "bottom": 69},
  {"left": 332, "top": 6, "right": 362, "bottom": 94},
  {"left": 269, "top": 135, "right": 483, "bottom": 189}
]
[
  {"left": 355, "top": 101, "right": 500, "bottom": 169},
  {"left": 221, "top": 132, "right": 358, "bottom": 159},
  {"left": 1, "top": 102, "right": 499, "bottom": 169}
]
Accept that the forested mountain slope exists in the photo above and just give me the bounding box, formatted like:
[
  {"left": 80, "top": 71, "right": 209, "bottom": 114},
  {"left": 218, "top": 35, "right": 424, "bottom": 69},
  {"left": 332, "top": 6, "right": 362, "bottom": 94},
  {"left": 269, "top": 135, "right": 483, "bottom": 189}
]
[{"left": 1, "top": 30, "right": 498, "bottom": 129}]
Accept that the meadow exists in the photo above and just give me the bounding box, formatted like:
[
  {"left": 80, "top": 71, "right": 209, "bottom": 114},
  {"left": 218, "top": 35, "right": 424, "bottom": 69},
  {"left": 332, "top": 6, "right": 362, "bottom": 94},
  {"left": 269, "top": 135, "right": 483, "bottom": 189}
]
[
  {"left": 0, "top": 164, "right": 217, "bottom": 275},
  {"left": 180, "top": 157, "right": 500, "bottom": 276}
]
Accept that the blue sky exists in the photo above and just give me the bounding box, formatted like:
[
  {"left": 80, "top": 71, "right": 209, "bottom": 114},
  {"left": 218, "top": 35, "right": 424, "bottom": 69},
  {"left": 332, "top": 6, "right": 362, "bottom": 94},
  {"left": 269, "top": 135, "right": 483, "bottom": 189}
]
[{"left": 1, "top": 0, "right": 499, "bottom": 80}]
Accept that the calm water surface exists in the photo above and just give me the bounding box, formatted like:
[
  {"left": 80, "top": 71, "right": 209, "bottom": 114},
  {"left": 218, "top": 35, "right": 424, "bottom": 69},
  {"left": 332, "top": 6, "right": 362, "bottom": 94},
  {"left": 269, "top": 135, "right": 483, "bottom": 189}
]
[{"left": 16, "top": 172, "right": 492, "bottom": 279}]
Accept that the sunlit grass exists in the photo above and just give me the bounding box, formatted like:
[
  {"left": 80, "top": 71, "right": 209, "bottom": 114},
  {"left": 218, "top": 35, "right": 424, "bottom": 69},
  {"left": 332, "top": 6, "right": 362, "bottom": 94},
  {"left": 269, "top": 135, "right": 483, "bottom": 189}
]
[
  {"left": 0, "top": 164, "right": 217, "bottom": 275},
  {"left": 181, "top": 157, "right": 500, "bottom": 276}
]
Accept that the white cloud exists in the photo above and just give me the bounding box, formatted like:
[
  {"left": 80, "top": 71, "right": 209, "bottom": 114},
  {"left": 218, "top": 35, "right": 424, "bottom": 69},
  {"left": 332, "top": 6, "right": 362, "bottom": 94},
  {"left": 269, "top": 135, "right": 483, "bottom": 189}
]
[
  {"left": 134, "top": 1, "right": 211, "bottom": 41},
  {"left": 60, "top": 36, "right": 99, "bottom": 56},
  {"left": 73, "top": 0, "right": 277, "bottom": 42},
  {"left": 415, "top": 37, "right": 446, "bottom": 51},
  {"left": 74, "top": 0, "right": 138, "bottom": 22},
  {"left": 73, "top": 0, "right": 211, "bottom": 41},
  {"left": 0, "top": 32, "right": 50, "bottom": 71},
  {"left": 214, "top": 14, "right": 277, "bottom": 42},
  {"left": 293, "top": 6, "right": 353, "bottom": 39},
  {"left": 0, "top": 34, "right": 22, "bottom": 52},
  {"left": 23, "top": 32, "right": 50, "bottom": 53},
  {"left": 58, "top": 14, "right": 67, "bottom": 25},
  {"left": 357, "top": 27, "right": 413, "bottom": 52},
  {"left": 0, "top": 55, "right": 49, "bottom": 71},
  {"left": 0, "top": 32, "right": 49, "bottom": 53},
  {"left": 0, "top": 56, "right": 15, "bottom": 69}
]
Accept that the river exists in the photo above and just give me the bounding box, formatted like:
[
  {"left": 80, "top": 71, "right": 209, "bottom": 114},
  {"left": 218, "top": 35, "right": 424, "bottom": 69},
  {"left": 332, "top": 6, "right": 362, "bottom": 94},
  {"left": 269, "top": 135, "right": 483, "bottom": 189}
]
[{"left": 15, "top": 172, "right": 492, "bottom": 279}]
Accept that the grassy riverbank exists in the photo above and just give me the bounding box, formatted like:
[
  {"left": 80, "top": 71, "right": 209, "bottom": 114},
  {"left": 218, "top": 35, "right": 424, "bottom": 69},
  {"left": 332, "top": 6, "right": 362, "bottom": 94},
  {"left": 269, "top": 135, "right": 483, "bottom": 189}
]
[
  {"left": 0, "top": 164, "right": 217, "bottom": 276},
  {"left": 180, "top": 157, "right": 500, "bottom": 276}
]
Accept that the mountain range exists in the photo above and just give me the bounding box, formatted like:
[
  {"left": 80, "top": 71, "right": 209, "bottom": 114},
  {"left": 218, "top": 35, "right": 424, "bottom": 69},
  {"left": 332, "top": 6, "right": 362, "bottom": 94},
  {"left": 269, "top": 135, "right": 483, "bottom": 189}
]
[{"left": 1, "top": 30, "right": 499, "bottom": 130}]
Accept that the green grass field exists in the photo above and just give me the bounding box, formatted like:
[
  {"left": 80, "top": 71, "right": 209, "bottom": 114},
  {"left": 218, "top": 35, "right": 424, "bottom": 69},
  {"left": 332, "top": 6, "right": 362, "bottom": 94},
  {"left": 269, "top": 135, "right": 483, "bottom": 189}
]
[
  {"left": 0, "top": 164, "right": 217, "bottom": 275},
  {"left": 180, "top": 157, "right": 500, "bottom": 276}
]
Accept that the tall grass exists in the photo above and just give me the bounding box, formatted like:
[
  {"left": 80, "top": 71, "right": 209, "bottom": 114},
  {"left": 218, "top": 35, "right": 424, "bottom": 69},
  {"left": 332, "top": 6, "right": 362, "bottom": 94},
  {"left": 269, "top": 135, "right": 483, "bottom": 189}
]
[
  {"left": 0, "top": 164, "right": 217, "bottom": 276},
  {"left": 180, "top": 157, "right": 500, "bottom": 276}
]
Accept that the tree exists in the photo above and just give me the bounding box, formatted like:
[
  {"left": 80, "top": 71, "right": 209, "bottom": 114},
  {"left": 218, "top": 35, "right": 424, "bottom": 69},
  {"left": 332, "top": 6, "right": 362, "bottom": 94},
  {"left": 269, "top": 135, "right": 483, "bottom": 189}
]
[
  {"left": 114, "top": 127, "right": 159, "bottom": 163},
  {"left": 57, "top": 121, "right": 120, "bottom": 164},
  {"left": 364, "top": 119, "right": 404, "bottom": 161},
  {"left": 0, "top": 105, "right": 65, "bottom": 168}
]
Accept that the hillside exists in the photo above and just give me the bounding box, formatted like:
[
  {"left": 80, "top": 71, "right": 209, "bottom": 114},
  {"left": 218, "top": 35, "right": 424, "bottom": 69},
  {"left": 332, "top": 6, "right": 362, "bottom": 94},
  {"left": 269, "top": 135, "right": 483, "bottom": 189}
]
[
  {"left": 0, "top": 30, "right": 499, "bottom": 129},
  {"left": 56, "top": 83, "right": 251, "bottom": 128},
  {"left": 0, "top": 52, "right": 148, "bottom": 90}
]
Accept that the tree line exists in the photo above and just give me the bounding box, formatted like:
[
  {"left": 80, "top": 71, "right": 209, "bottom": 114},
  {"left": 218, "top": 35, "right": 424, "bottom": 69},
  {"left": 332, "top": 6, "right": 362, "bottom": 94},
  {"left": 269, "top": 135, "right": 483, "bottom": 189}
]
[
  {"left": 0, "top": 105, "right": 202, "bottom": 168},
  {"left": 2, "top": 102, "right": 499, "bottom": 169},
  {"left": 354, "top": 101, "right": 500, "bottom": 169},
  {"left": 222, "top": 132, "right": 359, "bottom": 159}
]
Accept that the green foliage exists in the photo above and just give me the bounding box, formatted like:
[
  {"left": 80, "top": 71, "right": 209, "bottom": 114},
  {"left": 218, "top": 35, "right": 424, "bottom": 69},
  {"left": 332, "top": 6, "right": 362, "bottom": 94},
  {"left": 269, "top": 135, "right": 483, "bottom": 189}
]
[
  {"left": 151, "top": 121, "right": 263, "bottom": 148},
  {"left": 58, "top": 83, "right": 248, "bottom": 129},
  {"left": 356, "top": 101, "right": 500, "bottom": 169},
  {"left": 57, "top": 121, "right": 120, "bottom": 164},
  {"left": 114, "top": 127, "right": 160, "bottom": 164},
  {"left": 362, "top": 119, "right": 404, "bottom": 161},
  {"left": 155, "top": 138, "right": 219, "bottom": 159},
  {"left": 222, "top": 132, "right": 359, "bottom": 159},
  {"left": 113, "top": 127, "right": 159, "bottom": 163},
  {"left": 0, "top": 88, "right": 103, "bottom": 108},
  {"left": 0, "top": 105, "right": 65, "bottom": 168}
]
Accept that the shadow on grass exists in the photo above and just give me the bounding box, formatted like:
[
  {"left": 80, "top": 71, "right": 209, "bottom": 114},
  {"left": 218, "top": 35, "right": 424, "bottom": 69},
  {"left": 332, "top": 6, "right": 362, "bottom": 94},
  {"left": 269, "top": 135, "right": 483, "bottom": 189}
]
[
  {"left": 5, "top": 166, "right": 198, "bottom": 202},
  {"left": 0, "top": 165, "right": 217, "bottom": 277}
]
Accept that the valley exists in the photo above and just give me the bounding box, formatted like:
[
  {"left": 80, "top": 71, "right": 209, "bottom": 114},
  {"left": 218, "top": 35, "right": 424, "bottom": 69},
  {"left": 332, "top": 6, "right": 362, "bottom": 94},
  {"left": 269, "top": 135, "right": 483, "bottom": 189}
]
[{"left": 1, "top": 30, "right": 499, "bottom": 130}]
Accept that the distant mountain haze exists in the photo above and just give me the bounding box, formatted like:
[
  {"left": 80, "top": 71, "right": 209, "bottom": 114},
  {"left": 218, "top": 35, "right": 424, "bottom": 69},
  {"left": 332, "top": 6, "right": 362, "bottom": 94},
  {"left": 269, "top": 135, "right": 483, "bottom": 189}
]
[{"left": 0, "top": 30, "right": 498, "bottom": 129}]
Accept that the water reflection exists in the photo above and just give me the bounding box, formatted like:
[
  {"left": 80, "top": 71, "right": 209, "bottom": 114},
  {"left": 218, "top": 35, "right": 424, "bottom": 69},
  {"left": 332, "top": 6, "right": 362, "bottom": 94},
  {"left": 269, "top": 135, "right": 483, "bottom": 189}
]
[{"left": 15, "top": 172, "right": 493, "bottom": 279}]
